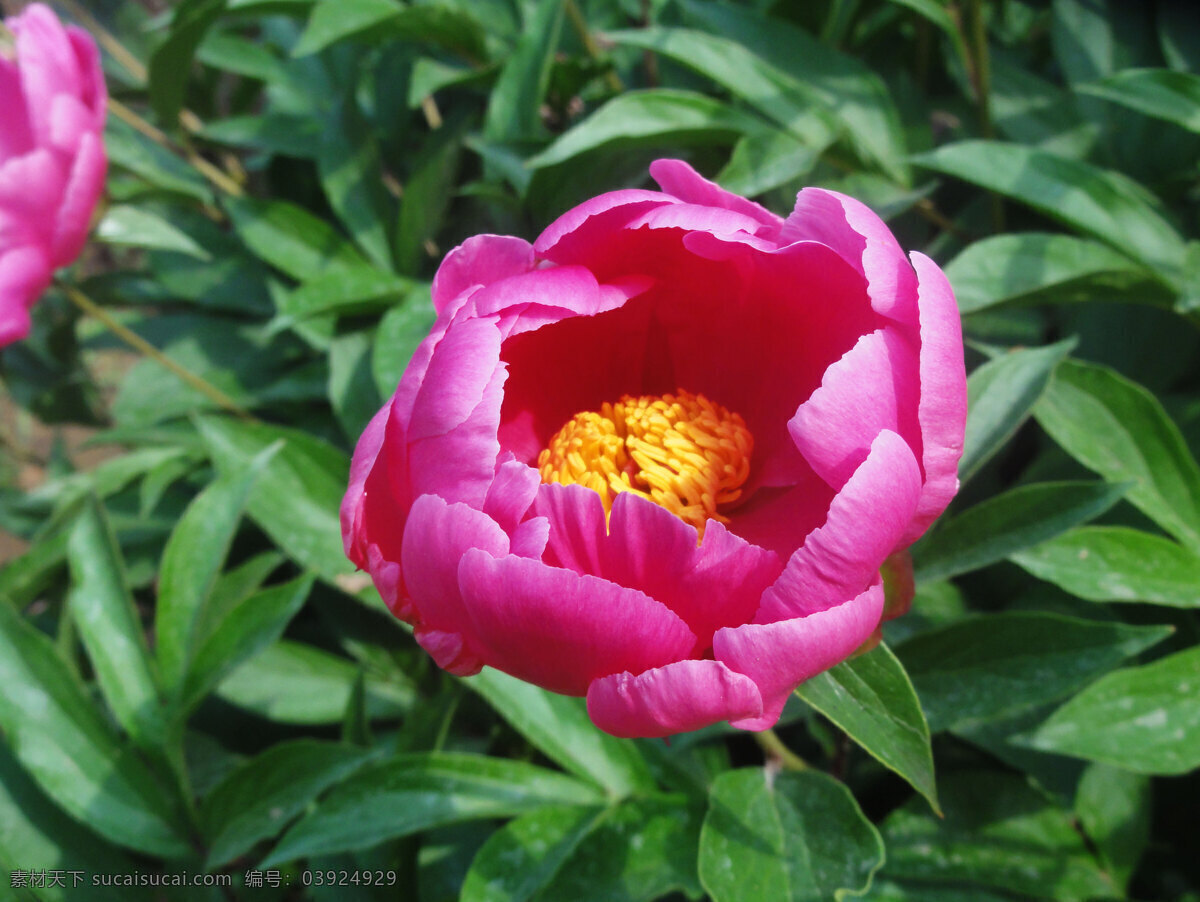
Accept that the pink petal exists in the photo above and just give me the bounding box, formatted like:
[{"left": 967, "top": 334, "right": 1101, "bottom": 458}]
[
  {"left": 534, "top": 189, "right": 673, "bottom": 262},
  {"left": 587, "top": 659, "right": 763, "bottom": 738},
  {"left": 0, "top": 150, "right": 66, "bottom": 247},
  {"left": 482, "top": 458, "right": 541, "bottom": 534},
  {"left": 649, "top": 158, "right": 783, "bottom": 235},
  {"left": 51, "top": 130, "right": 106, "bottom": 266},
  {"left": 0, "top": 59, "right": 34, "bottom": 158},
  {"left": 716, "top": 580, "right": 885, "bottom": 731},
  {"left": 725, "top": 475, "right": 835, "bottom": 562},
  {"left": 431, "top": 235, "right": 535, "bottom": 314},
  {"left": 789, "top": 326, "right": 921, "bottom": 489},
  {"left": 755, "top": 430, "right": 921, "bottom": 624},
  {"left": 341, "top": 399, "right": 393, "bottom": 565},
  {"left": 457, "top": 550, "right": 696, "bottom": 697},
  {"left": 66, "top": 25, "right": 106, "bottom": 125},
  {"left": 10, "top": 4, "right": 85, "bottom": 149},
  {"left": 625, "top": 202, "right": 767, "bottom": 237},
  {"left": 414, "top": 627, "right": 483, "bottom": 677},
  {"left": 901, "top": 252, "right": 966, "bottom": 545},
  {"left": 0, "top": 245, "right": 50, "bottom": 347}
]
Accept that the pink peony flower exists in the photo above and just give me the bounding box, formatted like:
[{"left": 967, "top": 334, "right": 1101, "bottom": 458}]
[
  {"left": 343, "top": 160, "right": 966, "bottom": 738},
  {"left": 0, "top": 3, "right": 107, "bottom": 346}
]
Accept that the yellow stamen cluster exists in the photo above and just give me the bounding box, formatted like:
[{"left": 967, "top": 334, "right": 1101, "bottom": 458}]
[{"left": 537, "top": 389, "right": 753, "bottom": 536}]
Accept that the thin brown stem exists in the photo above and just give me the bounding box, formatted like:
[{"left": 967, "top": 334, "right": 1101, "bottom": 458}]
[{"left": 55, "top": 0, "right": 147, "bottom": 82}]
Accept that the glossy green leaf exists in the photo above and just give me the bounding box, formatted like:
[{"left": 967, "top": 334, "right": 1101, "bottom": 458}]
[
  {"left": 395, "top": 126, "right": 464, "bottom": 275},
  {"left": 156, "top": 447, "right": 276, "bottom": 693},
  {"left": 66, "top": 498, "right": 163, "bottom": 749},
  {"left": 717, "top": 129, "right": 819, "bottom": 198},
  {"left": 913, "top": 480, "right": 1126, "bottom": 583},
  {"left": 959, "top": 339, "right": 1075, "bottom": 482},
  {"left": 0, "top": 530, "right": 68, "bottom": 608},
  {"left": 699, "top": 768, "right": 884, "bottom": 902},
  {"left": 105, "top": 116, "right": 212, "bottom": 202},
  {"left": 95, "top": 206, "right": 212, "bottom": 260},
  {"left": 880, "top": 772, "right": 1114, "bottom": 900},
  {"left": 293, "top": 0, "right": 402, "bottom": 56},
  {"left": 196, "top": 417, "right": 355, "bottom": 584},
  {"left": 181, "top": 574, "right": 313, "bottom": 711},
  {"left": 944, "top": 233, "right": 1166, "bottom": 314},
  {"left": 1075, "top": 763, "right": 1150, "bottom": 890},
  {"left": 329, "top": 332, "right": 382, "bottom": 442},
  {"left": 293, "top": 0, "right": 486, "bottom": 61},
  {"left": 201, "top": 113, "right": 323, "bottom": 158},
  {"left": 272, "top": 266, "right": 413, "bottom": 334},
  {"left": 225, "top": 196, "right": 367, "bottom": 282},
  {"left": 914, "top": 141, "right": 1187, "bottom": 283},
  {"left": 1079, "top": 69, "right": 1200, "bottom": 134},
  {"left": 1011, "top": 526, "right": 1200, "bottom": 606},
  {"left": 528, "top": 90, "right": 765, "bottom": 170},
  {"left": 202, "top": 739, "right": 380, "bottom": 868},
  {"left": 147, "top": 0, "right": 227, "bottom": 128},
  {"left": 371, "top": 287, "right": 436, "bottom": 397},
  {"left": 483, "top": 0, "right": 564, "bottom": 143},
  {"left": 896, "top": 612, "right": 1170, "bottom": 731},
  {"left": 470, "top": 668, "right": 656, "bottom": 799},
  {"left": 263, "top": 753, "right": 605, "bottom": 864},
  {"left": 1025, "top": 645, "right": 1200, "bottom": 775},
  {"left": 1035, "top": 359, "right": 1200, "bottom": 553},
  {"left": 797, "top": 644, "right": 937, "bottom": 813},
  {"left": 0, "top": 603, "right": 189, "bottom": 857}
]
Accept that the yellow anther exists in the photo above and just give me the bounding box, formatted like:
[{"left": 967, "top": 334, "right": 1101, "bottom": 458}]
[{"left": 537, "top": 389, "right": 753, "bottom": 536}]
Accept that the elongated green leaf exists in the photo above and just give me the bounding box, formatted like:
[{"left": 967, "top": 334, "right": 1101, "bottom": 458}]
[
  {"left": 272, "top": 266, "right": 412, "bottom": 335},
  {"left": 717, "top": 128, "right": 818, "bottom": 198},
  {"left": 606, "top": 29, "right": 837, "bottom": 152},
  {"left": 225, "top": 196, "right": 367, "bottom": 282},
  {"left": 203, "top": 739, "right": 381, "bottom": 868},
  {"left": 156, "top": 445, "right": 276, "bottom": 692},
  {"left": 1035, "top": 359, "right": 1200, "bottom": 553},
  {"left": 0, "top": 530, "right": 68, "bottom": 608},
  {"left": 1011, "top": 526, "right": 1200, "bottom": 607},
  {"left": 1079, "top": 68, "right": 1200, "bottom": 134},
  {"left": 0, "top": 603, "right": 189, "bottom": 857},
  {"left": 797, "top": 644, "right": 937, "bottom": 812},
  {"left": 293, "top": 0, "right": 401, "bottom": 56},
  {"left": 263, "top": 753, "right": 604, "bottom": 864},
  {"left": 105, "top": 116, "right": 212, "bottom": 202},
  {"left": 913, "top": 480, "right": 1126, "bottom": 583},
  {"left": 914, "top": 141, "right": 1186, "bottom": 283},
  {"left": 680, "top": 1, "right": 908, "bottom": 181},
  {"left": 1025, "top": 646, "right": 1200, "bottom": 775},
  {"left": 881, "top": 772, "right": 1114, "bottom": 900},
  {"left": 1075, "top": 763, "right": 1151, "bottom": 891},
  {"left": 95, "top": 206, "right": 211, "bottom": 260},
  {"left": 699, "top": 768, "right": 884, "bottom": 902},
  {"left": 195, "top": 417, "right": 354, "bottom": 585},
  {"left": 896, "top": 612, "right": 1170, "bottom": 731},
  {"left": 67, "top": 498, "right": 163, "bottom": 749},
  {"left": 960, "top": 340, "right": 1075, "bottom": 482},
  {"left": 528, "top": 90, "right": 765, "bottom": 170},
  {"left": 470, "top": 668, "right": 656, "bottom": 799},
  {"left": 945, "top": 233, "right": 1167, "bottom": 314},
  {"left": 182, "top": 574, "right": 313, "bottom": 710},
  {"left": 483, "top": 0, "right": 564, "bottom": 143},
  {"left": 372, "top": 288, "right": 435, "bottom": 397},
  {"left": 319, "top": 99, "right": 396, "bottom": 271},
  {"left": 293, "top": 0, "right": 486, "bottom": 61},
  {"left": 148, "top": 0, "right": 227, "bottom": 128}
]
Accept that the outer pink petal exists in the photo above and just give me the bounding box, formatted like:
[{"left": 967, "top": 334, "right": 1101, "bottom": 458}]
[
  {"left": 789, "top": 327, "right": 921, "bottom": 489},
  {"left": 457, "top": 550, "right": 695, "bottom": 697},
  {"left": 587, "top": 659, "right": 763, "bottom": 738},
  {"left": 341, "top": 399, "right": 394, "bottom": 566},
  {"left": 649, "top": 158, "right": 783, "bottom": 235},
  {"left": 0, "top": 58, "right": 34, "bottom": 157},
  {"left": 0, "top": 246, "right": 51, "bottom": 347},
  {"left": 781, "top": 188, "right": 919, "bottom": 326},
  {"left": 534, "top": 189, "right": 674, "bottom": 262},
  {"left": 431, "top": 235, "right": 535, "bottom": 314},
  {"left": 901, "top": 252, "right": 966, "bottom": 545},
  {"left": 51, "top": 130, "right": 106, "bottom": 265},
  {"left": 0, "top": 149, "right": 65, "bottom": 247},
  {"left": 625, "top": 203, "right": 767, "bottom": 237},
  {"left": 755, "top": 430, "right": 921, "bottom": 624},
  {"left": 716, "top": 580, "right": 885, "bottom": 731},
  {"left": 66, "top": 25, "right": 106, "bottom": 127},
  {"left": 10, "top": 5, "right": 85, "bottom": 149}
]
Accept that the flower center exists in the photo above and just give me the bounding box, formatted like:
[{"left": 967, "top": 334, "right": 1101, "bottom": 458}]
[{"left": 537, "top": 389, "right": 753, "bottom": 536}]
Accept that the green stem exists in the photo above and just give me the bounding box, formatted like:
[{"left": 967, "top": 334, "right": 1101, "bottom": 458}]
[
  {"left": 564, "top": 0, "right": 623, "bottom": 93},
  {"left": 967, "top": 0, "right": 1003, "bottom": 231},
  {"left": 60, "top": 283, "right": 254, "bottom": 421},
  {"left": 755, "top": 729, "right": 809, "bottom": 771}
]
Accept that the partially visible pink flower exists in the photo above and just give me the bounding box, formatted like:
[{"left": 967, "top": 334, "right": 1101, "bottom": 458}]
[
  {"left": 0, "top": 3, "right": 107, "bottom": 346},
  {"left": 343, "top": 159, "right": 966, "bottom": 738}
]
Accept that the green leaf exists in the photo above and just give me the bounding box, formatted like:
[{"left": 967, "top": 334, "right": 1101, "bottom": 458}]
[
  {"left": 944, "top": 233, "right": 1167, "bottom": 315},
  {"left": 1011, "top": 526, "right": 1200, "bottom": 607},
  {"left": 156, "top": 447, "right": 276, "bottom": 693},
  {"left": 293, "top": 0, "right": 401, "bottom": 56},
  {"left": 1035, "top": 359, "right": 1200, "bottom": 553},
  {"left": 913, "top": 141, "right": 1187, "bottom": 284},
  {"left": 0, "top": 529, "right": 69, "bottom": 608},
  {"left": 182, "top": 574, "right": 313, "bottom": 711},
  {"left": 896, "top": 612, "right": 1170, "bottom": 731},
  {"left": 395, "top": 125, "right": 465, "bottom": 275},
  {"left": 959, "top": 339, "right": 1075, "bottom": 482},
  {"left": 272, "top": 266, "right": 413, "bottom": 335},
  {"left": 66, "top": 498, "right": 163, "bottom": 750},
  {"left": 200, "top": 113, "right": 323, "bottom": 158},
  {"left": 225, "top": 196, "right": 368, "bottom": 282},
  {"left": 0, "top": 603, "right": 190, "bottom": 857},
  {"left": 680, "top": 1, "right": 908, "bottom": 181},
  {"left": 717, "top": 129, "right": 819, "bottom": 198},
  {"left": 371, "top": 288, "right": 436, "bottom": 397},
  {"left": 528, "top": 90, "right": 766, "bottom": 170},
  {"left": 293, "top": 0, "right": 486, "bottom": 61},
  {"left": 699, "top": 768, "right": 884, "bottom": 902},
  {"left": 797, "top": 644, "right": 938, "bottom": 813},
  {"left": 105, "top": 116, "right": 212, "bottom": 202},
  {"left": 470, "top": 668, "right": 656, "bottom": 799},
  {"left": 483, "top": 0, "right": 564, "bottom": 143},
  {"left": 95, "top": 205, "right": 212, "bottom": 260},
  {"left": 1075, "top": 763, "right": 1151, "bottom": 890},
  {"left": 195, "top": 417, "right": 355, "bottom": 585},
  {"left": 202, "top": 739, "right": 380, "bottom": 868},
  {"left": 148, "top": 0, "right": 228, "bottom": 128},
  {"left": 1079, "top": 68, "right": 1200, "bottom": 134},
  {"left": 216, "top": 640, "right": 413, "bottom": 724},
  {"left": 880, "top": 772, "right": 1114, "bottom": 900},
  {"left": 912, "top": 480, "right": 1127, "bottom": 583},
  {"left": 606, "top": 28, "right": 837, "bottom": 153},
  {"left": 263, "top": 753, "right": 605, "bottom": 864},
  {"left": 329, "top": 331, "right": 382, "bottom": 442},
  {"left": 1024, "top": 645, "right": 1200, "bottom": 775}
]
